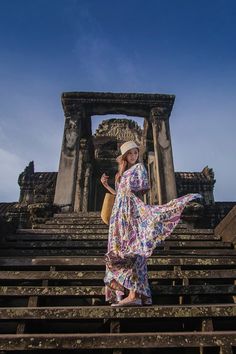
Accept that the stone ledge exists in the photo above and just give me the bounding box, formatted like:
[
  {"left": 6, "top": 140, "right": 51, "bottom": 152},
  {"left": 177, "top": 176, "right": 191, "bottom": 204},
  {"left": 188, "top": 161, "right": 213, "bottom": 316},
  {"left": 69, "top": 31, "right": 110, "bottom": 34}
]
[
  {"left": 0, "top": 256, "right": 235, "bottom": 266},
  {"left": 0, "top": 284, "right": 235, "bottom": 296},
  {"left": 6, "top": 234, "right": 221, "bottom": 241},
  {"left": 0, "top": 332, "right": 235, "bottom": 350},
  {"left": 1, "top": 240, "right": 230, "bottom": 249},
  {"left": 0, "top": 269, "right": 235, "bottom": 280},
  {"left": 17, "top": 228, "right": 214, "bottom": 234},
  {"left": 0, "top": 304, "right": 235, "bottom": 319},
  {"left": 0, "top": 249, "right": 234, "bottom": 257}
]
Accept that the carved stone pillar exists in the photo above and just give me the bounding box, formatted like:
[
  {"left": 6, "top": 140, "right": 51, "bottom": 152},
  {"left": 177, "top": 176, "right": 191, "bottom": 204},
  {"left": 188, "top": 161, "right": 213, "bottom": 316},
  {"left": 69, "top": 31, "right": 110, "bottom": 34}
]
[
  {"left": 54, "top": 109, "right": 82, "bottom": 209},
  {"left": 73, "top": 138, "right": 91, "bottom": 212},
  {"left": 150, "top": 107, "right": 177, "bottom": 204},
  {"left": 82, "top": 164, "right": 92, "bottom": 212}
]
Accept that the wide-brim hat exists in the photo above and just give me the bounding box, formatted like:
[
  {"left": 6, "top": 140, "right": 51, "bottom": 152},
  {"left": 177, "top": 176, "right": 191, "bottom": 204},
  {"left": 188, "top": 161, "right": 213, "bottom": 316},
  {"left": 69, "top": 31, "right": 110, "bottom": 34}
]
[{"left": 116, "top": 141, "right": 139, "bottom": 163}]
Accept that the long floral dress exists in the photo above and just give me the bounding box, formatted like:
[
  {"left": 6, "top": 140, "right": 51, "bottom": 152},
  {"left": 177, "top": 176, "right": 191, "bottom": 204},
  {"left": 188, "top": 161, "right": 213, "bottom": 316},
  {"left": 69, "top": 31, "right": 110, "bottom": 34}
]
[{"left": 104, "top": 162, "right": 202, "bottom": 302}]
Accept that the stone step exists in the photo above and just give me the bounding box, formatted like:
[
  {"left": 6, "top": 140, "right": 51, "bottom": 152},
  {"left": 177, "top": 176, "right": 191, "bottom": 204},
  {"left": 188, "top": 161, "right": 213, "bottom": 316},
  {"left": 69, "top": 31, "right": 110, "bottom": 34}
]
[
  {"left": 0, "top": 269, "right": 235, "bottom": 280},
  {"left": 1, "top": 331, "right": 236, "bottom": 352},
  {"left": 0, "top": 332, "right": 226, "bottom": 352},
  {"left": 19, "top": 228, "right": 109, "bottom": 234},
  {"left": 1, "top": 284, "right": 236, "bottom": 297},
  {"left": 0, "top": 256, "right": 235, "bottom": 267},
  {"left": 0, "top": 248, "right": 235, "bottom": 257},
  {"left": 53, "top": 212, "right": 188, "bottom": 224},
  {"left": 48, "top": 218, "right": 189, "bottom": 228},
  {"left": 0, "top": 240, "right": 232, "bottom": 250},
  {"left": 0, "top": 332, "right": 235, "bottom": 350},
  {"left": 47, "top": 218, "right": 107, "bottom": 225},
  {"left": 31, "top": 224, "right": 210, "bottom": 235},
  {"left": 38, "top": 224, "right": 194, "bottom": 234},
  {"left": 17, "top": 228, "right": 214, "bottom": 235},
  {"left": 6, "top": 233, "right": 222, "bottom": 241},
  {"left": 0, "top": 304, "right": 235, "bottom": 319},
  {"left": 38, "top": 223, "right": 109, "bottom": 229},
  {"left": 53, "top": 212, "right": 102, "bottom": 218}
]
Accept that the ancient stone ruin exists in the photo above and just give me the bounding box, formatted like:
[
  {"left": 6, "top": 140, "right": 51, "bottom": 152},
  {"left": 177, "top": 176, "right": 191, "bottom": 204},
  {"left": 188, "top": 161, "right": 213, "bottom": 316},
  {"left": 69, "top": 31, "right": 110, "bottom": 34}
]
[{"left": 0, "top": 91, "right": 236, "bottom": 353}]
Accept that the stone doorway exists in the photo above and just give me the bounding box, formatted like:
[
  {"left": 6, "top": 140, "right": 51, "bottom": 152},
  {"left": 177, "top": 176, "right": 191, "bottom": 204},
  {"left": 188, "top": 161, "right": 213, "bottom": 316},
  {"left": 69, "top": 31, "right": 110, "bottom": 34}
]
[{"left": 53, "top": 92, "right": 177, "bottom": 212}]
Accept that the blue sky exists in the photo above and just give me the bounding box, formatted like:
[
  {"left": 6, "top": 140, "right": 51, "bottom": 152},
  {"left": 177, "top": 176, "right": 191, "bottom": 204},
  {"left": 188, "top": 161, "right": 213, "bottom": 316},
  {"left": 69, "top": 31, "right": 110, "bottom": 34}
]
[{"left": 0, "top": 0, "right": 235, "bottom": 202}]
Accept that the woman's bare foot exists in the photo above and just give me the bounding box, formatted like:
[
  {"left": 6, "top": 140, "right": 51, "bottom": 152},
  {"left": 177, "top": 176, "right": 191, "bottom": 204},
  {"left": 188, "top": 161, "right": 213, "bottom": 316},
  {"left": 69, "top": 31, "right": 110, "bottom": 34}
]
[
  {"left": 127, "top": 290, "right": 138, "bottom": 301},
  {"left": 111, "top": 290, "right": 140, "bottom": 305},
  {"left": 111, "top": 296, "right": 142, "bottom": 307}
]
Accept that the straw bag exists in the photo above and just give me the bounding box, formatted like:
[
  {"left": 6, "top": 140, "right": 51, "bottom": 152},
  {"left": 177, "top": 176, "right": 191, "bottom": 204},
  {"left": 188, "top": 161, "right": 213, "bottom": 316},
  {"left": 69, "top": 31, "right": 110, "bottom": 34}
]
[{"left": 101, "top": 193, "right": 115, "bottom": 225}]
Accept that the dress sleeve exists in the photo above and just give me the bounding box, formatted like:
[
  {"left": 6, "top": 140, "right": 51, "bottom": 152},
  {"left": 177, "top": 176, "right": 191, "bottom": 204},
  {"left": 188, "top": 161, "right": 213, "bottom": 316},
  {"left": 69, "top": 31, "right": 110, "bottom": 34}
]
[
  {"left": 129, "top": 163, "right": 150, "bottom": 193},
  {"left": 115, "top": 180, "right": 119, "bottom": 192},
  {"left": 115, "top": 172, "right": 120, "bottom": 192}
]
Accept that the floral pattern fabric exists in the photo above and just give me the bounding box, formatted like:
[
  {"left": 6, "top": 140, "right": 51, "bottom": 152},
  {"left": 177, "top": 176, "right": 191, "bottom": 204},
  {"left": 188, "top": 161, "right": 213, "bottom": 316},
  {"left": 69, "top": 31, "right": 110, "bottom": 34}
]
[{"left": 104, "top": 162, "right": 202, "bottom": 302}]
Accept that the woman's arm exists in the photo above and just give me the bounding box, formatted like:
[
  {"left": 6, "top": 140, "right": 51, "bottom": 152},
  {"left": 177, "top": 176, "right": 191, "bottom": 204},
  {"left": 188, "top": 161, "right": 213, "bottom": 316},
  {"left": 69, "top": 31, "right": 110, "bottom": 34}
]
[
  {"left": 105, "top": 185, "right": 116, "bottom": 195},
  {"left": 100, "top": 173, "right": 116, "bottom": 195}
]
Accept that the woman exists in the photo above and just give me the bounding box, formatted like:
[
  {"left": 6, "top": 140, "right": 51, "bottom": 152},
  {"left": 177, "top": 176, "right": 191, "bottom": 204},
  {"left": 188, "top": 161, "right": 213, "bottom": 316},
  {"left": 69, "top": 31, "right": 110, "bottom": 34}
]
[{"left": 100, "top": 141, "right": 202, "bottom": 306}]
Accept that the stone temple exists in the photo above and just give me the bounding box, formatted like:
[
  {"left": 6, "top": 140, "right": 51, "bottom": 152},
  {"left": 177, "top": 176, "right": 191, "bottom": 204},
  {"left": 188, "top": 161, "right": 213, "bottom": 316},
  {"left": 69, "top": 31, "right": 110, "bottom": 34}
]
[{"left": 0, "top": 91, "right": 236, "bottom": 354}]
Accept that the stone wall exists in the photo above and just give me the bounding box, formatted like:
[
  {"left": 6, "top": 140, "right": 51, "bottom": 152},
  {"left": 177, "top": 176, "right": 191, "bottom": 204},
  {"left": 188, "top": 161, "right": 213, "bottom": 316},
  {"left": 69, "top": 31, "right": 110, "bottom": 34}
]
[{"left": 215, "top": 205, "right": 236, "bottom": 245}]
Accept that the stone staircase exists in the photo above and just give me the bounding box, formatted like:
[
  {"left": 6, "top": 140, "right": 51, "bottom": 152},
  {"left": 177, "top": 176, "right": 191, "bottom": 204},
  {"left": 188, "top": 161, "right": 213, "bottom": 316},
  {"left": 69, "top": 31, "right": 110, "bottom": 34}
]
[{"left": 0, "top": 212, "right": 235, "bottom": 353}]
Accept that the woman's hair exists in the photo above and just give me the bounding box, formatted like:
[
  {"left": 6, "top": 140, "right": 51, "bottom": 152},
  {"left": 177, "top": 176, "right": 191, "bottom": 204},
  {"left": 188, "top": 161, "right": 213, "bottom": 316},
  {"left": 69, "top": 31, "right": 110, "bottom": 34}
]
[{"left": 115, "top": 150, "right": 139, "bottom": 184}]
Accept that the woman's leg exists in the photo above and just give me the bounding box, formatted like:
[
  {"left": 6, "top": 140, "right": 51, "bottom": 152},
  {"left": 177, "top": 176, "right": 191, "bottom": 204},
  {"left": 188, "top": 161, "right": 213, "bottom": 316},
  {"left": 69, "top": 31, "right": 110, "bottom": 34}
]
[
  {"left": 112, "top": 255, "right": 151, "bottom": 305},
  {"left": 105, "top": 254, "right": 151, "bottom": 305}
]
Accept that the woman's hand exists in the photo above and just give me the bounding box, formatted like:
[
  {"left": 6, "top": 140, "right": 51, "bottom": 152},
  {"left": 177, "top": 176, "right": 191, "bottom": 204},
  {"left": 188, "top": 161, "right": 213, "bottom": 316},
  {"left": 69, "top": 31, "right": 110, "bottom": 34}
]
[{"left": 100, "top": 173, "right": 109, "bottom": 188}]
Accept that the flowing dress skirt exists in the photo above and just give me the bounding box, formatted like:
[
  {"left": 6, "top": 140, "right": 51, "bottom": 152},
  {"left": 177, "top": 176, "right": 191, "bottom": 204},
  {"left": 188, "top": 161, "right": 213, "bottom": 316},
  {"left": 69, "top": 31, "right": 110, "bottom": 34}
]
[{"left": 104, "top": 163, "right": 202, "bottom": 302}]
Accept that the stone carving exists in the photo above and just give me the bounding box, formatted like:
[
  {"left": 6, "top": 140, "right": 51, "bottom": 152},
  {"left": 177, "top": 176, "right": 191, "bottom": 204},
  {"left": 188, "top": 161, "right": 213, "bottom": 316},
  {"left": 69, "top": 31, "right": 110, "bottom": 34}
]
[
  {"left": 150, "top": 108, "right": 171, "bottom": 149},
  {"left": 94, "top": 118, "right": 142, "bottom": 143},
  {"left": 74, "top": 138, "right": 93, "bottom": 212},
  {"left": 63, "top": 119, "right": 78, "bottom": 156},
  {"left": 63, "top": 103, "right": 83, "bottom": 119},
  {"left": 18, "top": 161, "right": 35, "bottom": 203},
  {"left": 19, "top": 161, "right": 34, "bottom": 177},
  {"left": 82, "top": 164, "right": 92, "bottom": 212},
  {"left": 158, "top": 120, "right": 170, "bottom": 149},
  {"left": 33, "top": 172, "right": 57, "bottom": 203},
  {"left": 93, "top": 118, "right": 143, "bottom": 160},
  {"left": 18, "top": 161, "right": 57, "bottom": 205},
  {"left": 150, "top": 107, "right": 169, "bottom": 122},
  {"left": 202, "top": 166, "right": 215, "bottom": 181},
  {"left": 62, "top": 92, "right": 175, "bottom": 111}
]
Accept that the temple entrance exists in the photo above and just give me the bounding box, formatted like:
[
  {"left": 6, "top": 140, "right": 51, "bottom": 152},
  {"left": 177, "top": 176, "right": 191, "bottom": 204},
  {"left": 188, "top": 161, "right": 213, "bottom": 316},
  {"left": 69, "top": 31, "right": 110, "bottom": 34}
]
[{"left": 54, "top": 92, "right": 177, "bottom": 212}]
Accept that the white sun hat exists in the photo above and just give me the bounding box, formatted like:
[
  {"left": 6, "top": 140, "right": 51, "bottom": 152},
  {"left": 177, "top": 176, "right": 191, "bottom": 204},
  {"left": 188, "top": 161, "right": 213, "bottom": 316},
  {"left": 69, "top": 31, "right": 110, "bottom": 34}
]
[{"left": 116, "top": 141, "right": 139, "bottom": 162}]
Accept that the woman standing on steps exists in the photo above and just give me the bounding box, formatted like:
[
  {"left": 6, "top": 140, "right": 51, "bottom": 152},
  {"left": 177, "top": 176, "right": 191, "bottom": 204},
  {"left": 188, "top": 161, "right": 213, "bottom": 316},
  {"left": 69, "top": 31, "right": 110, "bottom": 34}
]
[{"left": 100, "top": 141, "right": 202, "bottom": 307}]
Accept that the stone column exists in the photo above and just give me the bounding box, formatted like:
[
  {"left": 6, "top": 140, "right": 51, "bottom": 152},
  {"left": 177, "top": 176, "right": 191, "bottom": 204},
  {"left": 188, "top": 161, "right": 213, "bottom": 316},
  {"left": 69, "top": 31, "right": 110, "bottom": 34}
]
[
  {"left": 54, "top": 109, "right": 82, "bottom": 209},
  {"left": 82, "top": 164, "right": 92, "bottom": 212},
  {"left": 73, "top": 138, "right": 90, "bottom": 212},
  {"left": 150, "top": 107, "right": 177, "bottom": 204}
]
